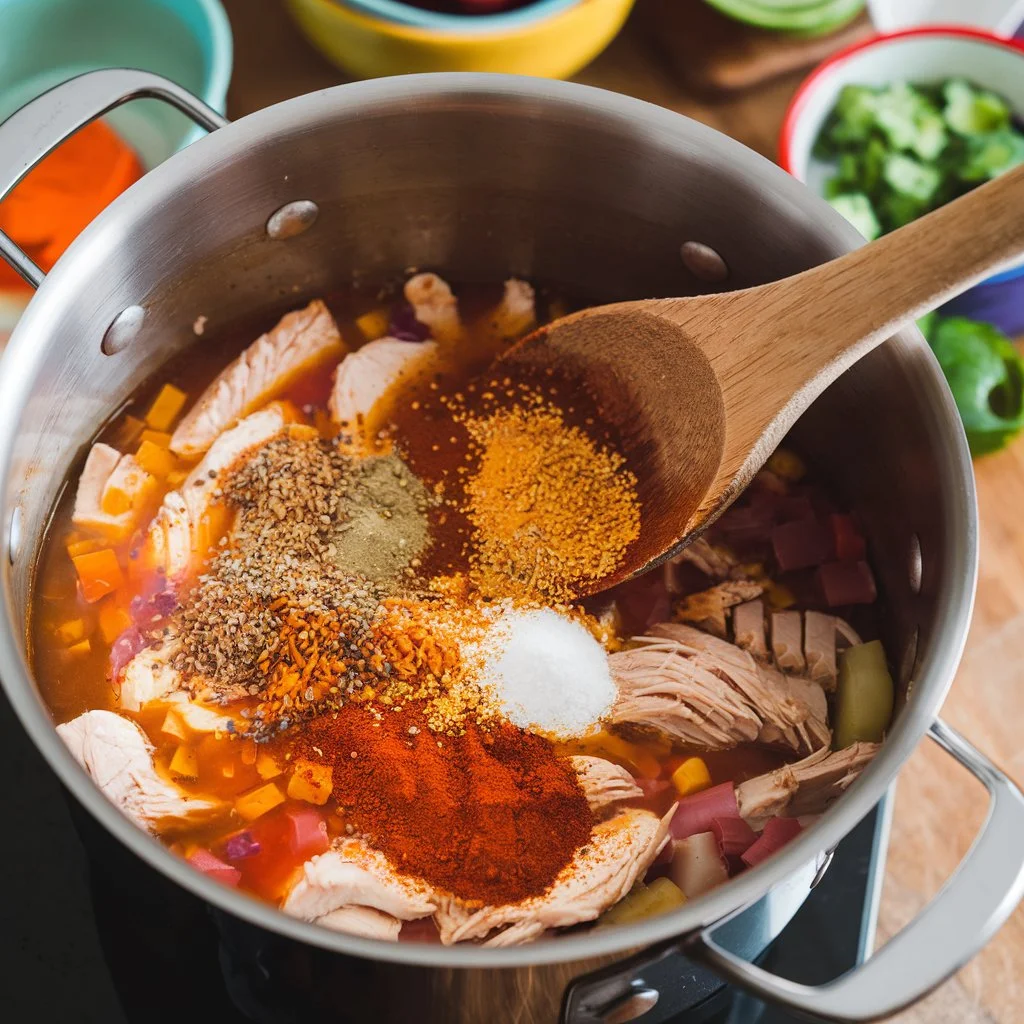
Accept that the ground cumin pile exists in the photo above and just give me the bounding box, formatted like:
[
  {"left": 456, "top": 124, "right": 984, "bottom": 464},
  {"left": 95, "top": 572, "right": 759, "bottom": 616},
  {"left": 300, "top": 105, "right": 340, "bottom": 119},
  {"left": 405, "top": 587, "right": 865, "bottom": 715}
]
[
  {"left": 294, "top": 704, "right": 593, "bottom": 904},
  {"left": 461, "top": 397, "right": 641, "bottom": 601}
]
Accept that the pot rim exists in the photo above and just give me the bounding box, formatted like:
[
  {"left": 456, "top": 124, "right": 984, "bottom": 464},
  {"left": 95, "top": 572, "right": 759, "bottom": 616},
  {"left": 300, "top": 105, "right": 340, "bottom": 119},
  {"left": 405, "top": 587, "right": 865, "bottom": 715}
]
[{"left": 0, "top": 72, "right": 978, "bottom": 968}]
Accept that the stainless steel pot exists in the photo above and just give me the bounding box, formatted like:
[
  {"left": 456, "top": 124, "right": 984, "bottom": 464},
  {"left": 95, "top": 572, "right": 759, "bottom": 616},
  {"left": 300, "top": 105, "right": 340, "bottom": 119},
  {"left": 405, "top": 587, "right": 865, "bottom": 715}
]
[{"left": 1, "top": 69, "right": 1023, "bottom": 1024}]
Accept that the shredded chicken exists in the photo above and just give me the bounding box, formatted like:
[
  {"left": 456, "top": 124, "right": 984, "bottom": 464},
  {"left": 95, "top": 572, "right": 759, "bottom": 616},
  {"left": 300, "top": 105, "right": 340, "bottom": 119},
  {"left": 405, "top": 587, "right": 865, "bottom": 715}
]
[
  {"left": 674, "top": 580, "right": 764, "bottom": 637},
  {"left": 433, "top": 807, "right": 672, "bottom": 946},
  {"left": 316, "top": 906, "right": 403, "bottom": 942},
  {"left": 672, "top": 538, "right": 738, "bottom": 583},
  {"left": 404, "top": 273, "right": 462, "bottom": 343},
  {"left": 119, "top": 641, "right": 182, "bottom": 711},
  {"left": 170, "top": 300, "right": 344, "bottom": 458},
  {"left": 736, "top": 742, "right": 880, "bottom": 828},
  {"left": 569, "top": 756, "right": 643, "bottom": 814},
  {"left": 56, "top": 710, "right": 223, "bottom": 832},
  {"left": 486, "top": 279, "right": 536, "bottom": 339}
]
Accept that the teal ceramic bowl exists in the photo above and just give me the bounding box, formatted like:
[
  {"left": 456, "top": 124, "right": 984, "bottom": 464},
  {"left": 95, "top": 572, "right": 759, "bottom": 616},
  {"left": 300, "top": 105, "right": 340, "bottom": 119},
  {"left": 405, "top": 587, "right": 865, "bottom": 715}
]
[{"left": 0, "top": 0, "right": 232, "bottom": 168}]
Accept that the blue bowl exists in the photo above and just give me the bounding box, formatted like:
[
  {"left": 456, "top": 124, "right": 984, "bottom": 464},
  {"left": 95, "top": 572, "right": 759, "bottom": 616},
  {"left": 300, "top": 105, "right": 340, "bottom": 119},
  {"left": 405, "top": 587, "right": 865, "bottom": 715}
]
[
  {"left": 336, "top": 0, "right": 582, "bottom": 34},
  {"left": 0, "top": 0, "right": 232, "bottom": 167},
  {"left": 940, "top": 264, "right": 1024, "bottom": 337}
]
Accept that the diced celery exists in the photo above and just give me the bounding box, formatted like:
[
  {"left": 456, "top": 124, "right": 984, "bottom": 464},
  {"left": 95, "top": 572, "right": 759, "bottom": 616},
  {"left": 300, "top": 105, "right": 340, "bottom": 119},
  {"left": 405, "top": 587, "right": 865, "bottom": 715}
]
[
  {"left": 55, "top": 619, "right": 87, "bottom": 646},
  {"left": 161, "top": 710, "right": 188, "bottom": 743},
  {"left": 256, "top": 751, "right": 283, "bottom": 780},
  {"left": 235, "top": 782, "right": 285, "bottom": 821},
  {"left": 169, "top": 745, "right": 199, "bottom": 780},
  {"left": 834, "top": 640, "right": 894, "bottom": 748},
  {"left": 599, "top": 877, "right": 686, "bottom": 927}
]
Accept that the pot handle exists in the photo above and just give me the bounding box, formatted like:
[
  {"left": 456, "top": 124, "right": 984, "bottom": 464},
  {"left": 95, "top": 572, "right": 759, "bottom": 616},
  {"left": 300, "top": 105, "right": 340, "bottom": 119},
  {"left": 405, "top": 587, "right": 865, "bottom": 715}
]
[
  {"left": 688, "top": 718, "right": 1024, "bottom": 1022},
  {"left": 0, "top": 68, "right": 228, "bottom": 288}
]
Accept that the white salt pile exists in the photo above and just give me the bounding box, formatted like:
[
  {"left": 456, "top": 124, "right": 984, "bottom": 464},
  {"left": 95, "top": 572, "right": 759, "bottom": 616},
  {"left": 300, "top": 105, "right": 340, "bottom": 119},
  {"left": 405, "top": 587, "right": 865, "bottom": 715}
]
[{"left": 478, "top": 608, "right": 615, "bottom": 739}]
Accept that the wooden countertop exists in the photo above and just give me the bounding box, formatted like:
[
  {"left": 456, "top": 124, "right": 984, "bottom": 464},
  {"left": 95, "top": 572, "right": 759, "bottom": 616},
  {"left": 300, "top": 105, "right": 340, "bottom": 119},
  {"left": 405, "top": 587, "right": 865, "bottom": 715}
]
[{"left": 222, "top": 2, "right": 1022, "bottom": 1020}]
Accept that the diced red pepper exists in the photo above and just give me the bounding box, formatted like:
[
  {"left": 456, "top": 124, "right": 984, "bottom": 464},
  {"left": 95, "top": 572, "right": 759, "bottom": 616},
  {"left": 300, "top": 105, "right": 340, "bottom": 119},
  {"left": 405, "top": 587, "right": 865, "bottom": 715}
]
[
  {"left": 771, "top": 518, "right": 832, "bottom": 572},
  {"left": 830, "top": 514, "right": 867, "bottom": 562},
  {"left": 818, "top": 560, "right": 877, "bottom": 607},
  {"left": 285, "top": 806, "right": 330, "bottom": 859}
]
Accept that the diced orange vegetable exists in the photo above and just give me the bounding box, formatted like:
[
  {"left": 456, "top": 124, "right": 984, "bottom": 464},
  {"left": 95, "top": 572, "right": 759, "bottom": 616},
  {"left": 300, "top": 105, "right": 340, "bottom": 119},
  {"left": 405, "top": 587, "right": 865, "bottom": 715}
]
[
  {"left": 169, "top": 744, "right": 199, "bottom": 779},
  {"left": 66, "top": 638, "right": 91, "bottom": 658},
  {"left": 101, "top": 487, "right": 131, "bottom": 517},
  {"left": 235, "top": 782, "right": 286, "bottom": 821},
  {"left": 160, "top": 709, "right": 188, "bottom": 743},
  {"left": 240, "top": 741, "right": 258, "bottom": 766},
  {"left": 256, "top": 752, "right": 283, "bottom": 780},
  {"left": 286, "top": 759, "right": 334, "bottom": 805},
  {"left": 766, "top": 583, "right": 796, "bottom": 610},
  {"left": 111, "top": 414, "right": 145, "bottom": 449},
  {"left": 166, "top": 470, "right": 187, "bottom": 487},
  {"left": 97, "top": 599, "right": 132, "bottom": 644},
  {"left": 766, "top": 449, "right": 806, "bottom": 482},
  {"left": 145, "top": 383, "right": 188, "bottom": 431},
  {"left": 671, "top": 757, "right": 713, "bottom": 798},
  {"left": 55, "top": 618, "right": 87, "bottom": 646},
  {"left": 355, "top": 307, "right": 389, "bottom": 341},
  {"left": 135, "top": 439, "right": 177, "bottom": 479},
  {"left": 139, "top": 429, "right": 171, "bottom": 447},
  {"left": 67, "top": 538, "right": 103, "bottom": 559},
  {"left": 222, "top": 762, "right": 235, "bottom": 779},
  {"left": 72, "top": 548, "right": 124, "bottom": 603}
]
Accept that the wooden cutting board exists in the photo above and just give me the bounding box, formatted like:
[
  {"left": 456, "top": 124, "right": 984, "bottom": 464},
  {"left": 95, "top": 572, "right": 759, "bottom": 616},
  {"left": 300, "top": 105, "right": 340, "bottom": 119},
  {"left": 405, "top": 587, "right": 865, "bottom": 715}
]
[{"left": 638, "top": 0, "right": 874, "bottom": 95}]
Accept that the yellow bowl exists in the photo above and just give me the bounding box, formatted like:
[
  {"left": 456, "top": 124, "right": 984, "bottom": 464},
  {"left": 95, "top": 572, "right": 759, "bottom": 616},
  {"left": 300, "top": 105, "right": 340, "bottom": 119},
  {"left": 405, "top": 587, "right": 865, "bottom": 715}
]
[{"left": 286, "top": 0, "right": 636, "bottom": 79}]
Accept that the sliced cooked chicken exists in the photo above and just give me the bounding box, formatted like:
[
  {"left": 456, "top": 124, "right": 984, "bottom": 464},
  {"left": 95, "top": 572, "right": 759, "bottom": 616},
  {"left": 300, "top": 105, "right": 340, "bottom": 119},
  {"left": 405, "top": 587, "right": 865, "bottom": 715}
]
[
  {"left": 736, "top": 741, "right": 880, "bottom": 828},
  {"left": 56, "top": 710, "right": 223, "bottom": 832},
  {"left": 328, "top": 337, "right": 437, "bottom": 432},
  {"left": 170, "top": 300, "right": 345, "bottom": 458},
  {"left": 73, "top": 445, "right": 153, "bottom": 539},
  {"left": 284, "top": 839, "right": 439, "bottom": 927},
  {"left": 404, "top": 272, "right": 462, "bottom": 343},
  {"left": 316, "top": 906, "right": 403, "bottom": 942},
  {"left": 486, "top": 279, "right": 536, "bottom": 340},
  {"left": 803, "top": 611, "right": 839, "bottom": 691},
  {"left": 119, "top": 641, "right": 182, "bottom": 710},
  {"left": 647, "top": 623, "right": 830, "bottom": 755},
  {"left": 674, "top": 580, "right": 764, "bottom": 637},
  {"left": 569, "top": 756, "right": 643, "bottom": 814},
  {"left": 771, "top": 611, "right": 805, "bottom": 673},
  {"left": 434, "top": 807, "right": 672, "bottom": 946},
  {"left": 146, "top": 406, "right": 287, "bottom": 579},
  {"left": 609, "top": 636, "right": 762, "bottom": 749},
  {"left": 733, "top": 599, "right": 768, "bottom": 660}
]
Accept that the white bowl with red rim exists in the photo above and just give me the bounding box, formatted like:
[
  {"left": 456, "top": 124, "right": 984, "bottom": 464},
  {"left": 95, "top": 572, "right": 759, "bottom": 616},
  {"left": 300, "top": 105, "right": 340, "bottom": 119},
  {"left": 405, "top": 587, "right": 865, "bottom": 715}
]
[{"left": 779, "top": 26, "right": 1024, "bottom": 335}]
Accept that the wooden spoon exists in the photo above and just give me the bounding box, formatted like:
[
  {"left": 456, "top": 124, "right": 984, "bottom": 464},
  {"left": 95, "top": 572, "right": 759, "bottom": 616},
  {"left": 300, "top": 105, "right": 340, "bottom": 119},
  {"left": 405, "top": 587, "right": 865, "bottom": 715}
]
[{"left": 506, "top": 163, "right": 1024, "bottom": 593}]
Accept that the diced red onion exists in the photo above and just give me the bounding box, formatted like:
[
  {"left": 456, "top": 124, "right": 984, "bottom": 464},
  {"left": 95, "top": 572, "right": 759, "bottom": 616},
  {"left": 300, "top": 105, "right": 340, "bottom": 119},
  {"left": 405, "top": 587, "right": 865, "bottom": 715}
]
[
  {"left": 830, "top": 514, "right": 867, "bottom": 562},
  {"left": 188, "top": 847, "right": 242, "bottom": 887},
  {"left": 772, "top": 518, "right": 832, "bottom": 572},
  {"left": 636, "top": 778, "right": 671, "bottom": 800},
  {"left": 388, "top": 301, "right": 431, "bottom": 342},
  {"left": 286, "top": 807, "right": 329, "bottom": 858},
  {"left": 130, "top": 589, "right": 178, "bottom": 627},
  {"left": 670, "top": 782, "right": 738, "bottom": 840},
  {"left": 818, "top": 560, "right": 877, "bottom": 607},
  {"left": 108, "top": 627, "right": 145, "bottom": 679},
  {"left": 400, "top": 918, "right": 443, "bottom": 943},
  {"left": 711, "top": 816, "right": 758, "bottom": 857},
  {"left": 669, "top": 833, "right": 729, "bottom": 899},
  {"left": 775, "top": 494, "right": 814, "bottom": 523},
  {"left": 741, "top": 817, "right": 803, "bottom": 868},
  {"left": 224, "top": 830, "right": 262, "bottom": 862}
]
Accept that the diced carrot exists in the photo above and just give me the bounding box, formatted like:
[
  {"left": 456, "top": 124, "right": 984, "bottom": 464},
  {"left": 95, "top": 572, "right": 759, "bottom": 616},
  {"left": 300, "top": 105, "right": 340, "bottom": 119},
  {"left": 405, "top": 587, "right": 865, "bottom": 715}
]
[
  {"left": 111, "top": 414, "right": 145, "bottom": 449},
  {"left": 72, "top": 548, "right": 124, "bottom": 603},
  {"left": 139, "top": 429, "right": 171, "bottom": 447},
  {"left": 169, "top": 744, "right": 199, "bottom": 779},
  {"left": 166, "top": 470, "right": 187, "bottom": 487},
  {"left": 222, "top": 762, "right": 235, "bottom": 779},
  {"left": 235, "top": 782, "right": 286, "bottom": 821},
  {"left": 101, "top": 485, "right": 132, "bottom": 517},
  {"left": 97, "top": 598, "right": 132, "bottom": 644},
  {"left": 286, "top": 759, "right": 333, "bottom": 805},
  {"left": 355, "top": 307, "right": 389, "bottom": 341},
  {"left": 66, "top": 639, "right": 91, "bottom": 658},
  {"left": 135, "top": 439, "right": 177, "bottom": 479},
  {"left": 256, "top": 752, "right": 283, "bottom": 780},
  {"left": 55, "top": 618, "right": 87, "bottom": 646},
  {"left": 671, "top": 757, "right": 712, "bottom": 798},
  {"left": 240, "top": 741, "right": 258, "bottom": 766},
  {"left": 160, "top": 709, "right": 188, "bottom": 743},
  {"left": 145, "top": 383, "right": 188, "bottom": 431},
  {"left": 67, "top": 537, "right": 103, "bottom": 559}
]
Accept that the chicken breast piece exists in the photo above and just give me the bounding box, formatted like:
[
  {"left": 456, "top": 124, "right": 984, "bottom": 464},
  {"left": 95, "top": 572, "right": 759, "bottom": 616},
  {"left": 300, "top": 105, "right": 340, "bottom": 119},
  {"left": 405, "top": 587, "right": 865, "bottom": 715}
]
[
  {"left": 317, "top": 906, "right": 402, "bottom": 942},
  {"left": 328, "top": 337, "right": 437, "bottom": 431},
  {"left": 147, "top": 406, "right": 287, "bottom": 579},
  {"left": 649, "top": 623, "right": 830, "bottom": 755},
  {"left": 56, "top": 710, "right": 222, "bottom": 833},
  {"left": 73, "top": 444, "right": 154, "bottom": 539},
  {"left": 674, "top": 580, "right": 764, "bottom": 637},
  {"left": 570, "top": 756, "right": 643, "bottom": 814},
  {"left": 170, "top": 300, "right": 345, "bottom": 458},
  {"left": 119, "top": 641, "right": 183, "bottom": 711},
  {"left": 404, "top": 273, "right": 462, "bottom": 343},
  {"left": 283, "top": 839, "right": 438, "bottom": 928},
  {"left": 434, "top": 807, "right": 672, "bottom": 946},
  {"left": 736, "top": 741, "right": 880, "bottom": 828}
]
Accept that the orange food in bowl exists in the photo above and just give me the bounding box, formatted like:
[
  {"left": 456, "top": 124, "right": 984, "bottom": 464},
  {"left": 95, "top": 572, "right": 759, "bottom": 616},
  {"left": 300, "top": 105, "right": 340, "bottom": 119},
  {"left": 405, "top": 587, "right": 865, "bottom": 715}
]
[{"left": 0, "top": 120, "right": 143, "bottom": 290}]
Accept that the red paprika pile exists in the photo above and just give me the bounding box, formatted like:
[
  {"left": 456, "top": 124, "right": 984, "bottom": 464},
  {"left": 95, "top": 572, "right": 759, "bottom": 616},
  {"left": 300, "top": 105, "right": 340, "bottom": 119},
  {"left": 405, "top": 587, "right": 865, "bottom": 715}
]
[{"left": 292, "top": 704, "right": 593, "bottom": 905}]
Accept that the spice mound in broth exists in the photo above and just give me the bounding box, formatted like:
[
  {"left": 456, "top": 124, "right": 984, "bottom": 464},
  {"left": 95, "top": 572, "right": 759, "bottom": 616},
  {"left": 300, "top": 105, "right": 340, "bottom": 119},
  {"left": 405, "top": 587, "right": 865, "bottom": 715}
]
[{"left": 32, "top": 273, "right": 892, "bottom": 946}]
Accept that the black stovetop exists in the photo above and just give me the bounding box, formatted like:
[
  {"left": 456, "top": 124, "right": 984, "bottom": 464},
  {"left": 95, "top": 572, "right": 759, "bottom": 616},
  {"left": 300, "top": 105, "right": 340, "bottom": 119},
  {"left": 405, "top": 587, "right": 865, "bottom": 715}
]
[{"left": 1, "top": 688, "right": 887, "bottom": 1024}]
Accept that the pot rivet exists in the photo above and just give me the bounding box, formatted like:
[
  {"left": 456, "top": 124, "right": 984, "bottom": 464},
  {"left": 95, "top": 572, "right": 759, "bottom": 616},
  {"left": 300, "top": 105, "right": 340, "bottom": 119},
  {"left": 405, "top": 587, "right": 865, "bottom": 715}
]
[
  {"left": 102, "top": 306, "right": 145, "bottom": 356},
  {"left": 8, "top": 506, "right": 22, "bottom": 565},
  {"left": 266, "top": 200, "right": 319, "bottom": 241},
  {"left": 908, "top": 533, "right": 922, "bottom": 595},
  {"left": 680, "top": 241, "right": 728, "bottom": 283},
  {"left": 601, "top": 987, "right": 660, "bottom": 1024}
]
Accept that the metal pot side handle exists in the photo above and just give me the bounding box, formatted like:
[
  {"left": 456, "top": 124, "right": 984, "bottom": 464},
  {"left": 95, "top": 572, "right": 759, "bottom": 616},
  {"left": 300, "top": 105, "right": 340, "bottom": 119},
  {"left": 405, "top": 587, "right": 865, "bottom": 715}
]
[
  {"left": 0, "top": 68, "right": 228, "bottom": 289},
  {"left": 689, "top": 718, "right": 1024, "bottom": 1023}
]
